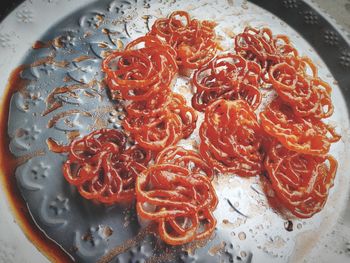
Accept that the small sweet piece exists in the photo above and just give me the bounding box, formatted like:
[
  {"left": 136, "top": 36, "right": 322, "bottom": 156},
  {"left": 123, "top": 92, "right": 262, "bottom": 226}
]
[
  {"left": 263, "top": 140, "right": 338, "bottom": 218},
  {"left": 136, "top": 163, "right": 217, "bottom": 245},
  {"left": 102, "top": 36, "right": 178, "bottom": 102},
  {"left": 199, "top": 99, "right": 264, "bottom": 176},
  {"left": 62, "top": 129, "right": 151, "bottom": 204},
  {"left": 269, "top": 61, "right": 333, "bottom": 119},
  {"left": 149, "top": 10, "right": 218, "bottom": 72},
  {"left": 123, "top": 108, "right": 183, "bottom": 152},
  {"left": 260, "top": 98, "right": 340, "bottom": 156},
  {"left": 235, "top": 27, "right": 298, "bottom": 83},
  {"left": 123, "top": 93, "right": 197, "bottom": 151},
  {"left": 192, "top": 54, "right": 262, "bottom": 112}
]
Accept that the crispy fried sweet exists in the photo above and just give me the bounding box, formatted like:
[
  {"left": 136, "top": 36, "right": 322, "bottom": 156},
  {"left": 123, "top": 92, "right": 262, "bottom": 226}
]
[
  {"left": 199, "top": 99, "right": 264, "bottom": 176},
  {"left": 102, "top": 36, "right": 177, "bottom": 102},
  {"left": 136, "top": 163, "right": 217, "bottom": 245},
  {"left": 269, "top": 61, "right": 333, "bottom": 119},
  {"left": 260, "top": 98, "right": 340, "bottom": 156},
  {"left": 149, "top": 10, "right": 218, "bottom": 71},
  {"left": 192, "top": 54, "right": 262, "bottom": 112},
  {"left": 62, "top": 129, "right": 151, "bottom": 203},
  {"left": 235, "top": 27, "right": 298, "bottom": 83},
  {"left": 263, "top": 140, "right": 338, "bottom": 218}
]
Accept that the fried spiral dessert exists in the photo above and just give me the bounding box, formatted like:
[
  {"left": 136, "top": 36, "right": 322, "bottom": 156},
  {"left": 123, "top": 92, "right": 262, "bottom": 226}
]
[
  {"left": 260, "top": 98, "right": 340, "bottom": 156},
  {"left": 136, "top": 163, "right": 217, "bottom": 245},
  {"left": 149, "top": 10, "right": 218, "bottom": 72},
  {"left": 62, "top": 129, "right": 151, "bottom": 204},
  {"left": 263, "top": 140, "right": 338, "bottom": 218},
  {"left": 123, "top": 93, "right": 197, "bottom": 152},
  {"left": 191, "top": 54, "right": 262, "bottom": 112},
  {"left": 199, "top": 99, "right": 264, "bottom": 176},
  {"left": 235, "top": 27, "right": 298, "bottom": 83},
  {"left": 269, "top": 61, "right": 333, "bottom": 119},
  {"left": 102, "top": 36, "right": 177, "bottom": 102}
]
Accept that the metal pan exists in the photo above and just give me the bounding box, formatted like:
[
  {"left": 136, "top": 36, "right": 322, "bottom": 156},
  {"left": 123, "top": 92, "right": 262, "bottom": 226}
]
[{"left": 0, "top": 0, "right": 349, "bottom": 262}]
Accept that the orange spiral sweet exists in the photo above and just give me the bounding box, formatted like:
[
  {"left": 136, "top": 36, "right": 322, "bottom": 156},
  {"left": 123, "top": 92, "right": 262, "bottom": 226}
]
[
  {"left": 136, "top": 163, "right": 217, "bottom": 245},
  {"left": 102, "top": 36, "right": 177, "bottom": 102},
  {"left": 199, "top": 99, "right": 264, "bottom": 176},
  {"left": 260, "top": 98, "right": 340, "bottom": 156},
  {"left": 235, "top": 27, "right": 298, "bottom": 83},
  {"left": 269, "top": 61, "right": 333, "bottom": 119},
  {"left": 192, "top": 54, "right": 262, "bottom": 112},
  {"left": 62, "top": 129, "right": 151, "bottom": 203},
  {"left": 263, "top": 140, "right": 338, "bottom": 218},
  {"left": 149, "top": 10, "right": 218, "bottom": 72}
]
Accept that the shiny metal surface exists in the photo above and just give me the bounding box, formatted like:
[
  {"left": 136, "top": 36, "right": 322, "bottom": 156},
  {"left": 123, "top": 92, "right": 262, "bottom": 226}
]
[{"left": 2, "top": 0, "right": 350, "bottom": 262}]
